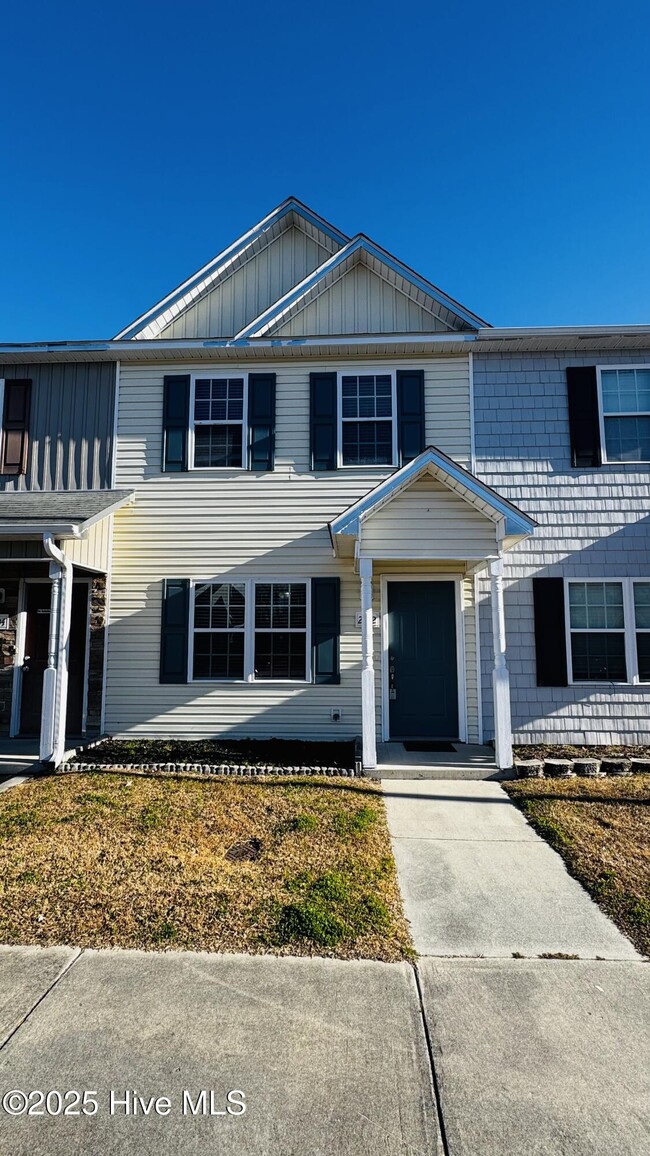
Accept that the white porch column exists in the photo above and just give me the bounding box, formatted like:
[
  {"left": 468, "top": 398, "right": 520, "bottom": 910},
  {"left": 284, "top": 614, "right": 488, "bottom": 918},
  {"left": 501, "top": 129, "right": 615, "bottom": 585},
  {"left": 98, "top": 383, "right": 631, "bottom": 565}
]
[
  {"left": 490, "top": 557, "right": 513, "bottom": 770},
  {"left": 359, "top": 557, "right": 377, "bottom": 770},
  {"left": 41, "top": 535, "right": 73, "bottom": 766}
]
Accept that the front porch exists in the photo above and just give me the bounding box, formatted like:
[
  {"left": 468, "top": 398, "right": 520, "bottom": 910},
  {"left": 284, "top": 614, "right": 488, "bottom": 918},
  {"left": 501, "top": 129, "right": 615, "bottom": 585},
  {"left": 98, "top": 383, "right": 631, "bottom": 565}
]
[
  {"left": 329, "top": 448, "right": 537, "bottom": 773},
  {"left": 0, "top": 490, "right": 133, "bottom": 764}
]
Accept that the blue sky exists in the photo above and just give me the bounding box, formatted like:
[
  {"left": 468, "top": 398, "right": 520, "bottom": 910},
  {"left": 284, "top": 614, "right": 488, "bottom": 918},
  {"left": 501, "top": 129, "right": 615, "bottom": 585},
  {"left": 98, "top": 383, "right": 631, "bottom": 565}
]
[{"left": 2, "top": 0, "right": 650, "bottom": 340}]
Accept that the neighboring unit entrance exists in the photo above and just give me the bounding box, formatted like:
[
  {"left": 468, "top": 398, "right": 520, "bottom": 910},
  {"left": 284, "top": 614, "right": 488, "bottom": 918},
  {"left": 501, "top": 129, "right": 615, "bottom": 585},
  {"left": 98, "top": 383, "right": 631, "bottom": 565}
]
[
  {"left": 387, "top": 580, "right": 459, "bottom": 739},
  {"left": 19, "top": 582, "right": 89, "bottom": 737}
]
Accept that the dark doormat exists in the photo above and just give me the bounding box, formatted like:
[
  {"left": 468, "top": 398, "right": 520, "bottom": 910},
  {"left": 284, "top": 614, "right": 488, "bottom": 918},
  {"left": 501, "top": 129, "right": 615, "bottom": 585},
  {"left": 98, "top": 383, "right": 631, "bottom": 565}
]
[{"left": 402, "top": 741, "right": 457, "bottom": 753}]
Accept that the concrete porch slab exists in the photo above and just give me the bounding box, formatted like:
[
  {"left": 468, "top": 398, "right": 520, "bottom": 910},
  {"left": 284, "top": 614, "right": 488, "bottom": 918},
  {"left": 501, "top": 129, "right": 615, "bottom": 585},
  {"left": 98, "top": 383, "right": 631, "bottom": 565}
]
[
  {"left": 418, "top": 958, "right": 650, "bottom": 1156},
  {"left": 375, "top": 741, "right": 502, "bottom": 780}
]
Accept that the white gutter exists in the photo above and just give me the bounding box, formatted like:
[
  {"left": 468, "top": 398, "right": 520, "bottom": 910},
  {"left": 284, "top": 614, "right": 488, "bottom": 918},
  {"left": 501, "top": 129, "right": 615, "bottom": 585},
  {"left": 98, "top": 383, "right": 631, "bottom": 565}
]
[
  {"left": 0, "top": 524, "right": 82, "bottom": 539},
  {"left": 41, "top": 534, "right": 73, "bottom": 766}
]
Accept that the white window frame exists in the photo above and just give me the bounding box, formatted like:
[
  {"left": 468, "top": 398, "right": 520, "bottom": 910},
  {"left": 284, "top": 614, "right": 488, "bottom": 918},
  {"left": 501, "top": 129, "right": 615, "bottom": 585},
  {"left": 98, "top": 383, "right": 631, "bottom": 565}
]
[
  {"left": 564, "top": 577, "right": 649, "bottom": 686},
  {"left": 337, "top": 370, "right": 398, "bottom": 469},
  {"left": 189, "top": 373, "right": 248, "bottom": 471},
  {"left": 596, "top": 364, "right": 650, "bottom": 465},
  {"left": 188, "top": 578, "right": 311, "bottom": 684},
  {"left": 632, "top": 580, "right": 650, "bottom": 684}
]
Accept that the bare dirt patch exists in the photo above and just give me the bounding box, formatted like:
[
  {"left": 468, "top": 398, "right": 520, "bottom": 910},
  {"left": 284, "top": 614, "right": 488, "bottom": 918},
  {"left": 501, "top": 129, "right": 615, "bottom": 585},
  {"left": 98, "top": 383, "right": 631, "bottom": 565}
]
[
  {"left": 0, "top": 773, "right": 412, "bottom": 961},
  {"left": 504, "top": 776, "right": 650, "bottom": 956}
]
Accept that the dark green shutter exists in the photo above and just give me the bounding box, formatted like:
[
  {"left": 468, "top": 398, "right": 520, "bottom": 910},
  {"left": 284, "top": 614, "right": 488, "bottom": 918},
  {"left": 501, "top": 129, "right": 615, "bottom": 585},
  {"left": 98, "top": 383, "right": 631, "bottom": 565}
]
[
  {"left": 310, "top": 372, "right": 337, "bottom": 471},
  {"left": 248, "top": 373, "right": 276, "bottom": 471},
  {"left": 162, "top": 375, "right": 190, "bottom": 472},
  {"left": 160, "top": 578, "right": 190, "bottom": 683},
  {"left": 533, "top": 577, "right": 568, "bottom": 687},
  {"left": 566, "top": 367, "right": 602, "bottom": 468},
  {"left": 312, "top": 577, "right": 340, "bottom": 684},
  {"left": 396, "top": 370, "right": 425, "bottom": 465}
]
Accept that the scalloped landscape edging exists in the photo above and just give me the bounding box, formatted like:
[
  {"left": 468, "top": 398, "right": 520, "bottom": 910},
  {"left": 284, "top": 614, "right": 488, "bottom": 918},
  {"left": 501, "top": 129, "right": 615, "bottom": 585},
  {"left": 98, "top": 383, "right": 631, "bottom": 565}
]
[
  {"left": 514, "top": 757, "right": 650, "bottom": 779},
  {"left": 59, "top": 762, "right": 360, "bottom": 779}
]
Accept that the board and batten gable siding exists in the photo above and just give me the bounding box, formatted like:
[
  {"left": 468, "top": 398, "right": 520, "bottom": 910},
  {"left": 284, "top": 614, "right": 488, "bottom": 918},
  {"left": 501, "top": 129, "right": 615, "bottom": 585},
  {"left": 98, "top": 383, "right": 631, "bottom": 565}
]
[
  {"left": 0, "top": 362, "right": 115, "bottom": 492},
  {"left": 158, "top": 227, "right": 334, "bottom": 340},
  {"left": 360, "top": 475, "right": 498, "bottom": 560},
  {"left": 274, "top": 264, "right": 451, "bottom": 337},
  {"left": 473, "top": 350, "right": 650, "bottom": 745},
  {"left": 105, "top": 354, "right": 476, "bottom": 740}
]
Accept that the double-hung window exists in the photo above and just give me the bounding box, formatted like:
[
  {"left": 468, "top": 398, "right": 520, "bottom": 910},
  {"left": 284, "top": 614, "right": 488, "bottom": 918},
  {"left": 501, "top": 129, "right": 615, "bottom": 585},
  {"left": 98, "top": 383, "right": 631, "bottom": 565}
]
[
  {"left": 566, "top": 579, "right": 650, "bottom": 683},
  {"left": 192, "top": 376, "right": 246, "bottom": 468},
  {"left": 254, "top": 583, "right": 308, "bottom": 680},
  {"left": 339, "top": 373, "right": 396, "bottom": 466},
  {"left": 192, "top": 582, "right": 246, "bottom": 679},
  {"left": 190, "top": 579, "right": 309, "bottom": 682},
  {"left": 598, "top": 367, "right": 650, "bottom": 463}
]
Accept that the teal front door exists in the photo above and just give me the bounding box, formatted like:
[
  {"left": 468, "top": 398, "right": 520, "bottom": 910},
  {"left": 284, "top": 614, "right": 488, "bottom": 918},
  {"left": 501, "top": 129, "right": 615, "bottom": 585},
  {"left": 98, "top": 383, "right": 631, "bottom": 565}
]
[{"left": 387, "top": 581, "right": 459, "bottom": 739}]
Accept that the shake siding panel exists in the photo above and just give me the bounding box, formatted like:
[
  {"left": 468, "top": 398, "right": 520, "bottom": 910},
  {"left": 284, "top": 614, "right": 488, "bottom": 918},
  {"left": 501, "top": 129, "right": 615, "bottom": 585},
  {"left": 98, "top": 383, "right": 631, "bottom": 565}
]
[
  {"left": 474, "top": 350, "right": 650, "bottom": 745},
  {"left": 106, "top": 355, "right": 474, "bottom": 739}
]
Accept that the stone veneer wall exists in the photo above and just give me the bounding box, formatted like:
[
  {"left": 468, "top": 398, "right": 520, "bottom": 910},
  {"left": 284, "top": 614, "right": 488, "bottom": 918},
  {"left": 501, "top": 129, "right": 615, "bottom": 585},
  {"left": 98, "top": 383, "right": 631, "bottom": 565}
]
[{"left": 86, "top": 576, "right": 106, "bottom": 735}]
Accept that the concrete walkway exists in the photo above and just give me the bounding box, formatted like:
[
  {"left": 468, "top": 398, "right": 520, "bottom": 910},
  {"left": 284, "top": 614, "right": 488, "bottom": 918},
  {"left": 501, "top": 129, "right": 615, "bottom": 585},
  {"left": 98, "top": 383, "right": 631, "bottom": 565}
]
[
  {"left": 0, "top": 945, "right": 648, "bottom": 1155},
  {"left": 383, "top": 779, "right": 640, "bottom": 959}
]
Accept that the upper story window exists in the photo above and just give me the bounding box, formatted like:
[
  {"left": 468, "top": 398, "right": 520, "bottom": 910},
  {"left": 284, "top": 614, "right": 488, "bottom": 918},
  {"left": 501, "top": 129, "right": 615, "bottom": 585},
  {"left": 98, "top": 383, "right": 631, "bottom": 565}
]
[
  {"left": 599, "top": 367, "right": 650, "bottom": 463},
  {"left": 339, "top": 373, "right": 397, "bottom": 466},
  {"left": 191, "top": 377, "right": 246, "bottom": 469}
]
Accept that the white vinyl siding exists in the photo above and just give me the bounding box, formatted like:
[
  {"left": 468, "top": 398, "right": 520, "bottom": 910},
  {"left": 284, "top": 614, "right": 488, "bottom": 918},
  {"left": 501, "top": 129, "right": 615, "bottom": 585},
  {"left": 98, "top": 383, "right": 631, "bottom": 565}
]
[
  {"left": 105, "top": 354, "right": 477, "bottom": 740},
  {"left": 66, "top": 516, "right": 113, "bottom": 574},
  {"left": 360, "top": 475, "right": 498, "bottom": 561}
]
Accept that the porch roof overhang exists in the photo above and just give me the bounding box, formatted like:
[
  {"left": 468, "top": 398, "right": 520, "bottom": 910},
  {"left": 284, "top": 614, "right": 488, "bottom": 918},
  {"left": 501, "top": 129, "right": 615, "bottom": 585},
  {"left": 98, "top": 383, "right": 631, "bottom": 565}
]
[
  {"left": 0, "top": 489, "right": 135, "bottom": 540},
  {"left": 328, "top": 447, "right": 537, "bottom": 560}
]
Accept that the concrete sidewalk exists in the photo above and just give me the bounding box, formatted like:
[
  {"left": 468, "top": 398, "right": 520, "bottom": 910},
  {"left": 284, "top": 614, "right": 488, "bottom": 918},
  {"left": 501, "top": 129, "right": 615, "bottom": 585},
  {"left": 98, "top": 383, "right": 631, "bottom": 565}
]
[
  {"left": 418, "top": 958, "right": 650, "bottom": 1156},
  {"left": 383, "top": 779, "right": 639, "bottom": 959},
  {"left": 0, "top": 946, "right": 440, "bottom": 1156},
  {"left": 0, "top": 946, "right": 648, "bottom": 1155}
]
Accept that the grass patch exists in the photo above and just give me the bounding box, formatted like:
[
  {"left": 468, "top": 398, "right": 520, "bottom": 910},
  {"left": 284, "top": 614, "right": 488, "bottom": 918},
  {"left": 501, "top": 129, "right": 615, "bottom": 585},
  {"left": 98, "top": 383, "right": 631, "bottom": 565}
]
[
  {"left": 332, "top": 806, "right": 377, "bottom": 837},
  {"left": 505, "top": 775, "right": 650, "bottom": 956},
  {"left": 74, "top": 737, "right": 355, "bottom": 769},
  {"left": 0, "top": 772, "right": 412, "bottom": 962},
  {"left": 275, "top": 869, "right": 392, "bottom": 950}
]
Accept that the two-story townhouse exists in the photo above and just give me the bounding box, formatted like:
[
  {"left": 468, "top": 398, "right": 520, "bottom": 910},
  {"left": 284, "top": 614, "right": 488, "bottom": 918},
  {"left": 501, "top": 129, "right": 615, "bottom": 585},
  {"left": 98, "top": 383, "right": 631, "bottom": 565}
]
[
  {"left": 0, "top": 358, "right": 132, "bottom": 762},
  {"left": 101, "top": 198, "right": 533, "bottom": 773},
  {"left": 4, "top": 198, "right": 649, "bottom": 770}
]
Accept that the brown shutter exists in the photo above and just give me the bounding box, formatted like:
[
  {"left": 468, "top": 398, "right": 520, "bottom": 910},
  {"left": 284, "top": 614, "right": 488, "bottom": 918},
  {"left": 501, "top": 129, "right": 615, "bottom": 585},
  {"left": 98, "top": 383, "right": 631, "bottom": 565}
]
[{"left": 1, "top": 379, "right": 32, "bottom": 475}]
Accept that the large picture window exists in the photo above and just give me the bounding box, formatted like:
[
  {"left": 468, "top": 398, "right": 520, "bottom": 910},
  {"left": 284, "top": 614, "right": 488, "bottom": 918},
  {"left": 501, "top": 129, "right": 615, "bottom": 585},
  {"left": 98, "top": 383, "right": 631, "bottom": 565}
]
[
  {"left": 192, "top": 377, "right": 245, "bottom": 468},
  {"left": 599, "top": 367, "right": 650, "bottom": 463},
  {"left": 340, "top": 373, "right": 396, "bottom": 466},
  {"left": 190, "top": 579, "right": 309, "bottom": 682}
]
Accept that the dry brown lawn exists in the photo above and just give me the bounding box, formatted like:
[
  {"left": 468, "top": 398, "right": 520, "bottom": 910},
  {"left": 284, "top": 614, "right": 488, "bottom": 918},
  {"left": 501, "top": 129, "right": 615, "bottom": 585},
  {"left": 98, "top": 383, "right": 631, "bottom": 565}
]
[
  {"left": 504, "top": 775, "right": 650, "bottom": 956},
  {"left": 0, "top": 771, "right": 413, "bottom": 961}
]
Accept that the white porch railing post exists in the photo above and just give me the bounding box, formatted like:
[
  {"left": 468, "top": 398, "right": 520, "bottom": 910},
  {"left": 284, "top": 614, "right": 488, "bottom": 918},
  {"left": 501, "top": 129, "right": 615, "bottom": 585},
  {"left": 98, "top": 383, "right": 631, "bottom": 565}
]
[
  {"left": 359, "top": 557, "right": 377, "bottom": 770},
  {"left": 490, "top": 557, "right": 513, "bottom": 770}
]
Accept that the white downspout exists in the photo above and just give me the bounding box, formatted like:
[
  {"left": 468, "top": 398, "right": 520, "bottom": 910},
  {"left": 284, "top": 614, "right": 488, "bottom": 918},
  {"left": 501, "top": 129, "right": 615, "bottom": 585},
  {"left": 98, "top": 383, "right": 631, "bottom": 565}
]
[{"left": 41, "top": 534, "right": 73, "bottom": 766}]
